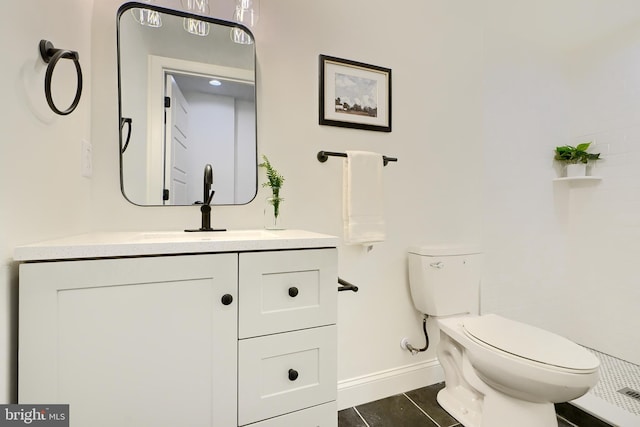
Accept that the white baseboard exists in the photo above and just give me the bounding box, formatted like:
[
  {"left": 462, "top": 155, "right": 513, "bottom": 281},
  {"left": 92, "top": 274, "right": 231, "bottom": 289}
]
[{"left": 337, "top": 358, "right": 444, "bottom": 410}]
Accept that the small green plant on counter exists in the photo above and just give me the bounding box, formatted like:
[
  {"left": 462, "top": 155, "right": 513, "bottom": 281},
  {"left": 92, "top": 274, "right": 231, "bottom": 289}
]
[
  {"left": 259, "top": 155, "right": 285, "bottom": 219},
  {"left": 554, "top": 142, "right": 600, "bottom": 164}
]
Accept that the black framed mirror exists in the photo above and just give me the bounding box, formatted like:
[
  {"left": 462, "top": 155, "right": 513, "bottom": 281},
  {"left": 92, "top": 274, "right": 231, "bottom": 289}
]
[{"left": 117, "top": 2, "right": 257, "bottom": 206}]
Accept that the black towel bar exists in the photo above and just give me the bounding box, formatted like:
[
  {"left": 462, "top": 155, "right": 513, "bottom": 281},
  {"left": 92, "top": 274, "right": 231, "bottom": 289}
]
[
  {"left": 338, "top": 277, "right": 359, "bottom": 292},
  {"left": 317, "top": 151, "right": 398, "bottom": 166}
]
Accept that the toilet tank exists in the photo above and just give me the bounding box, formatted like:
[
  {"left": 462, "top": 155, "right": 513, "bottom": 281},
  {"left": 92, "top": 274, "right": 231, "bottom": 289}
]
[{"left": 408, "top": 245, "right": 482, "bottom": 316}]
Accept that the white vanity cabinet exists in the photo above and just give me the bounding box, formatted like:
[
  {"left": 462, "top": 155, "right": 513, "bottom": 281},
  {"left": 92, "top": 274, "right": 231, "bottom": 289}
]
[{"left": 15, "top": 230, "right": 338, "bottom": 427}]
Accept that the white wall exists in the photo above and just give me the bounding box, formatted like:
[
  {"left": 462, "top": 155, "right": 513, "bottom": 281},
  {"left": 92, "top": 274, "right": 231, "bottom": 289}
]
[
  {"left": 482, "top": 8, "right": 572, "bottom": 332},
  {"left": 186, "top": 92, "right": 235, "bottom": 204},
  {"left": 561, "top": 21, "right": 640, "bottom": 365},
  {"left": 119, "top": 13, "right": 149, "bottom": 204},
  {"left": 183, "top": 92, "right": 256, "bottom": 205},
  {"left": 0, "top": 1, "right": 94, "bottom": 402},
  {"left": 482, "top": 2, "right": 640, "bottom": 365},
  {"left": 235, "top": 98, "right": 257, "bottom": 204}
]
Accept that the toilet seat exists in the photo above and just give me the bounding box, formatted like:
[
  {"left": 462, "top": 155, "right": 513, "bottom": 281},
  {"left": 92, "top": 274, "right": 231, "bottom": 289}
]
[{"left": 462, "top": 314, "right": 599, "bottom": 373}]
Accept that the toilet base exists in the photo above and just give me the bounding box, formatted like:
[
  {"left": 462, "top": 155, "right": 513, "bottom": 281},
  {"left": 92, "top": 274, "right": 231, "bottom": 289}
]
[
  {"left": 438, "top": 384, "right": 558, "bottom": 427},
  {"left": 437, "top": 386, "right": 482, "bottom": 427}
]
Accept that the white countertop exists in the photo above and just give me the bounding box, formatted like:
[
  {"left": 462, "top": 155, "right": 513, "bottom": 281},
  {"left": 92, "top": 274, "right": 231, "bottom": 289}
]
[{"left": 14, "top": 229, "right": 339, "bottom": 261}]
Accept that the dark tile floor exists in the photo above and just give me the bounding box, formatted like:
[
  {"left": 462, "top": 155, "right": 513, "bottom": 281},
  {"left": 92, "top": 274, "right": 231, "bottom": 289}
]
[{"left": 338, "top": 383, "right": 613, "bottom": 427}]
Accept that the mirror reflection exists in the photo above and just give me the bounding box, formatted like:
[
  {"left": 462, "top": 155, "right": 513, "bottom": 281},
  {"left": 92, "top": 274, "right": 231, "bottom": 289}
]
[{"left": 117, "top": 2, "right": 257, "bottom": 206}]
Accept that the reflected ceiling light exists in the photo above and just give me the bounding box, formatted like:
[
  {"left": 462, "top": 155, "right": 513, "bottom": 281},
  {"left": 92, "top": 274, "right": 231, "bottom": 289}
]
[
  {"left": 209, "top": 79, "right": 222, "bottom": 86},
  {"left": 181, "top": 0, "right": 210, "bottom": 36},
  {"left": 184, "top": 18, "right": 210, "bottom": 36},
  {"left": 131, "top": 1, "right": 162, "bottom": 27},
  {"left": 231, "top": 0, "right": 259, "bottom": 45}
]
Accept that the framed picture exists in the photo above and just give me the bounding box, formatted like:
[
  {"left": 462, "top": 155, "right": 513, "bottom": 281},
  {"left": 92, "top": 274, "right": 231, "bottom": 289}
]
[{"left": 319, "top": 55, "right": 392, "bottom": 132}]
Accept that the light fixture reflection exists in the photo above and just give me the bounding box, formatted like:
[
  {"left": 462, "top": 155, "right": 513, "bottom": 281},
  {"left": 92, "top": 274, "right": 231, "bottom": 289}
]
[
  {"left": 181, "top": 0, "right": 210, "bottom": 36},
  {"left": 231, "top": 0, "right": 259, "bottom": 45},
  {"left": 131, "top": 3, "right": 162, "bottom": 28},
  {"left": 184, "top": 18, "right": 210, "bottom": 36},
  {"left": 209, "top": 79, "right": 222, "bottom": 86}
]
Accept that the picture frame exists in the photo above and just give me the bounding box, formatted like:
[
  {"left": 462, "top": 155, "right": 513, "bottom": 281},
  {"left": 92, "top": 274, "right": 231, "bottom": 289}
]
[{"left": 319, "top": 55, "right": 392, "bottom": 132}]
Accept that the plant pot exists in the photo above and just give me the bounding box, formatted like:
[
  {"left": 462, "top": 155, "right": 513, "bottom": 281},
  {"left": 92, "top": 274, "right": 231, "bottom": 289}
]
[
  {"left": 586, "top": 160, "right": 599, "bottom": 176},
  {"left": 565, "top": 163, "right": 587, "bottom": 177},
  {"left": 264, "top": 197, "right": 284, "bottom": 230}
]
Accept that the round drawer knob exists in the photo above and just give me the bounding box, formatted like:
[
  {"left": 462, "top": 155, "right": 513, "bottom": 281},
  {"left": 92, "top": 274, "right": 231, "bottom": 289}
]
[
  {"left": 221, "top": 294, "right": 233, "bottom": 305},
  {"left": 288, "top": 369, "right": 299, "bottom": 381},
  {"left": 288, "top": 287, "right": 299, "bottom": 297}
]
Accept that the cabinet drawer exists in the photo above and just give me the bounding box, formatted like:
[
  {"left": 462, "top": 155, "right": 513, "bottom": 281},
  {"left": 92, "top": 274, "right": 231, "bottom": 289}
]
[
  {"left": 247, "top": 402, "right": 337, "bottom": 427},
  {"left": 239, "top": 249, "right": 337, "bottom": 338},
  {"left": 238, "top": 326, "right": 337, "bottom": 425}
]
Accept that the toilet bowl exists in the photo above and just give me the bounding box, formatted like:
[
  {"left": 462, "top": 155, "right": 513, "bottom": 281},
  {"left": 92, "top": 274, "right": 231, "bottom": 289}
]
[
  {"left": 436, "top": 315, "right": 599, "bottom": 427},
  {"left": 407, "top": 245, "right": 600, "bottom": 427}
]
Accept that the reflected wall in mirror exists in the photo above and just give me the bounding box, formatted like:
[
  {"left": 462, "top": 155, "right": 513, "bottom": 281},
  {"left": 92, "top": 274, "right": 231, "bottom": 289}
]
[{"left": 118, "top": 2, "right": 257, "bottom": 206}]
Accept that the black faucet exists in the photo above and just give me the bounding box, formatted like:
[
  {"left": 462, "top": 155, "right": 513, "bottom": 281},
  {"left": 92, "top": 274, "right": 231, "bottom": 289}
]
[{"left": 185, "top": 164, "right": 226, "bottom": 232}]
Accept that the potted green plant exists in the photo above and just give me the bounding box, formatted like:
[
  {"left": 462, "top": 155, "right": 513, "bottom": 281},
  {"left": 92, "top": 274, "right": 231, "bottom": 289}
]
[
  {"left": 259, "top": 155, "right": 285, "bottom": 229},
  {"left": 554, "top": 142, "right": 600, "bottom": 177}
]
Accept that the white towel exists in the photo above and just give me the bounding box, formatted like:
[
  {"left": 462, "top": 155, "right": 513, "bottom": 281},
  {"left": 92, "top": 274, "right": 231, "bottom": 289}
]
[{"left": 343, "top": 151, "right": 386, "bottom": 246}]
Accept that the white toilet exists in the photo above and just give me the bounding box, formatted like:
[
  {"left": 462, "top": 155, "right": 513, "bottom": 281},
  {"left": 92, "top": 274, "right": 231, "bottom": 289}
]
[{"left": 408, "top": 245, "right": 599, "bottom": 427}]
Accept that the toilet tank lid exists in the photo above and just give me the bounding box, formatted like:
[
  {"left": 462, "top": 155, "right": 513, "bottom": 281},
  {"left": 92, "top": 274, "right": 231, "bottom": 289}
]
[{"left": 408, "top": 245, "right": 481, "bottom": 256}]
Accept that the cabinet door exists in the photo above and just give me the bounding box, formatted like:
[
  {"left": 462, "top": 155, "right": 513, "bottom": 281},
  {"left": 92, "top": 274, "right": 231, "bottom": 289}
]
[{"left": 19, "top": 254, "right": 237, "bottom": 427}]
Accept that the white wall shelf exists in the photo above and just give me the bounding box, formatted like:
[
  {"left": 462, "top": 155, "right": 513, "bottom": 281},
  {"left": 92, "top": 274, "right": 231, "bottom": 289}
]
[{"left": 553, "top": 176, "right": 602, "bottom": 183}]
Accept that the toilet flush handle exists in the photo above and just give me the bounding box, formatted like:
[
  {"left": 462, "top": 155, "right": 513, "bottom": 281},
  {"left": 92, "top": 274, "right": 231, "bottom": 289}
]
[{"left": 430, "top": 262, "right": 444, "bottom": 269}]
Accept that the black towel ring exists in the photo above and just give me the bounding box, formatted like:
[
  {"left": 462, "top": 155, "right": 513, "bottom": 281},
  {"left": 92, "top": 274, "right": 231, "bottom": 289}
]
[
  {"left": 39, "top": 40, "right": 83, "bottom": 116},
  {"left": 120, "top": 117, "right": 133, "bottom": 153}
]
